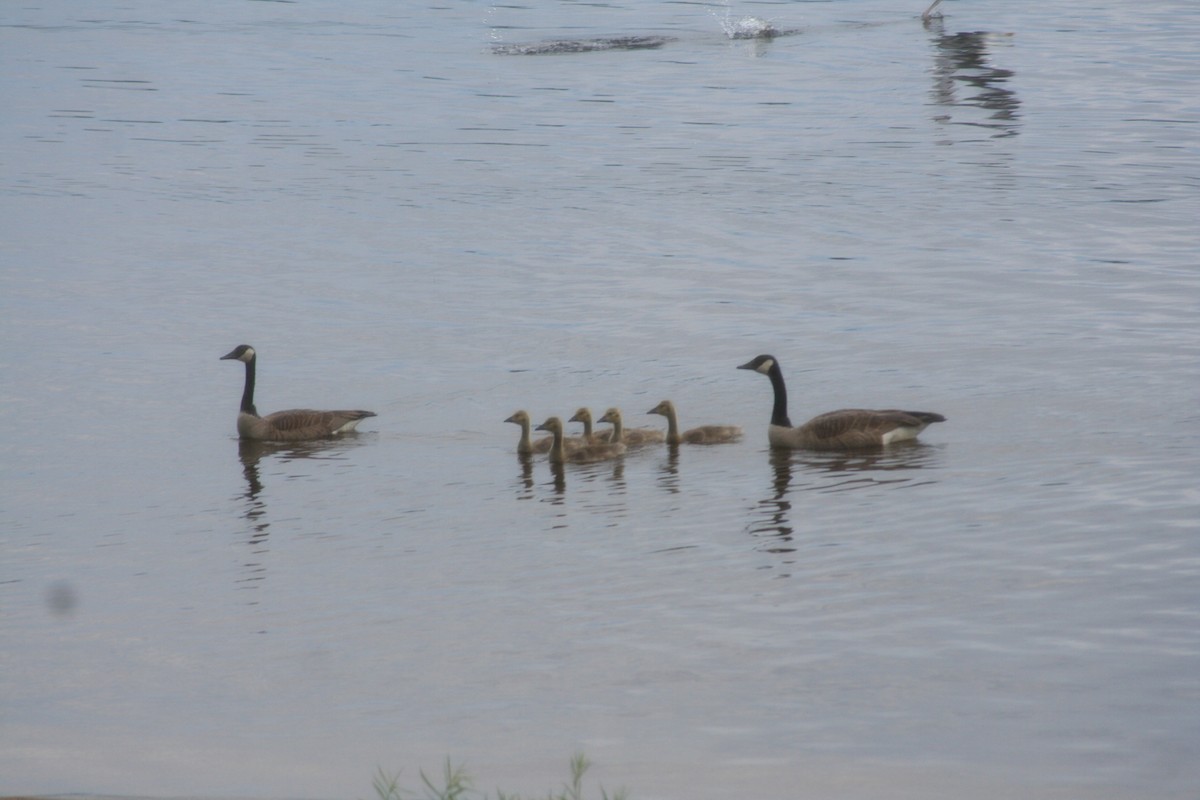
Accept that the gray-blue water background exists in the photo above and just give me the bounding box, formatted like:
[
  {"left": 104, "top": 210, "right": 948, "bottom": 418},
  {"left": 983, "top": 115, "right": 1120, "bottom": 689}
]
[{"left": 2, "top": 1, "right": 1198, "bottom": 798}]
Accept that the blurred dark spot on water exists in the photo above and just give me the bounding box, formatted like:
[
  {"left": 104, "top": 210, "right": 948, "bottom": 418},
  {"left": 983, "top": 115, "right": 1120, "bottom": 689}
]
[{"left": 45, "top": 581, "right": 79, "bottom": 617}]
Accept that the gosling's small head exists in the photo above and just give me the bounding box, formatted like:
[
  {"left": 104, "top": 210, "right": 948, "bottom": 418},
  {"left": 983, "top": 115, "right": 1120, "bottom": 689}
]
[
  {"left": 568, "top": 407, "right": 592, "bottom": 424},
  {"left": 737, "top": 354, "right": 776, "bottom": 375},
  {"left": 597, "top": 407, "right": 622, "bottom": 425},
  {"left": 535, "top": 416, "right": 563, "bottom": 435},
  {"left": 504, "top": 410, "right": 531, "bottom": 426},
  {"left": 647, "top": 400, "right": 673, "bottom": 417},
  {"left": 221, "top": 344, "right": 256, "bottom": 363}
]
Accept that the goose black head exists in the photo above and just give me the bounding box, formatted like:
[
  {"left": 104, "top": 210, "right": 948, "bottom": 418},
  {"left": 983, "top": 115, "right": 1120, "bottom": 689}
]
[
  {"left": 221, "top": 344, "right": 256, "bottom": 363},
  {"left": 737, "top": 354, "right": 776, "bottom": 375}
]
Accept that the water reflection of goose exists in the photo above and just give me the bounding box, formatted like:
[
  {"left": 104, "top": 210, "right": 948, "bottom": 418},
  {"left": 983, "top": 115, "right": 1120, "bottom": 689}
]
[
  {"left": 746, "top": 444, "right": 945, "bottom": 549},
  {"left": 540, "top": 444, "right": 625, "bottom": 499},
  {"left": 237, "top": 440, "right": 270, "bottom": 543},
  {"left": 512, "top": 451, "right": 536, "bottom": 499},
  {"left": 220, "top": 345, "right": 375, "bottom": 442},
  {"left": 738, "top": 355, "right": 945, "bottom": 450},
  {"left": 655, "top": 445, "right": 682, "bottom": 495},
  {"left": 791, "top": 444, "right": 944, "bottom": 491},
  {"left": 236, "top": 438, "right": 370, "bottom": 499},
  {"left": 748, "top": 449, "right": 796, "bottom": 549},
  {"left": 233, "top": 438, "right": 371, "bottom": 586},
  {"left": 924, "top": 14, "right": 1020, "bottom": 137}
]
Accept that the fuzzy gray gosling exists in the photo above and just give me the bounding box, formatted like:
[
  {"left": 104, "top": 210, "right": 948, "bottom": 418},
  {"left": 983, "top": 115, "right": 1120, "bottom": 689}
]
[
  {"left": 535, "top": 416, "right": 626, "bottom": 464},
  {"left": 504, "top": 409, "right": 554, "bottom": 454},
  {"left": 647, "top": 400, "right": 742, "bottom": 445},
  {"left": 506, "top": 410, "right": 587, "bottom": 455},
  {"left": 597, "top": 407, "right": 666, "bottom": 447},
  {"left": 568, "top": 407, "right": 614, "bottom": 443}
]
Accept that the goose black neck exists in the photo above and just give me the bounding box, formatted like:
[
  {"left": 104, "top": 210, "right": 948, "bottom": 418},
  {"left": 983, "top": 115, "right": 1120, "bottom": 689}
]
[
  {"left": 767, "top": 362, "right": 792, "bottom": 428},
  {"left": 240, "top": 355, "right": 259, "bottom": 416}
]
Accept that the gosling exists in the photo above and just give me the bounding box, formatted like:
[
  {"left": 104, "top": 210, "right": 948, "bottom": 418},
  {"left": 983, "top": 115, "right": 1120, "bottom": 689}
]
[
  {"left": 536, "top": 416, "right": 626, "bottom": 464},
  {"left": 568, "top": 407, "right": 614, "bottom": 443},
  {"left": 505, "top": 410, "right": 585, "bottom": 455},
  {"left": 597, "top": 407, "right": 666, "bottom": 447},
  {"left": 647, "top": 400, "right": 742, "bottom": 445}
]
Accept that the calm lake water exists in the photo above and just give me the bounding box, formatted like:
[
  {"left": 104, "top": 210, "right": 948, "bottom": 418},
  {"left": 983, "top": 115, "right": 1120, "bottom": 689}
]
[{"left": 2, "top": 1, "right": 1198, "bottom": 798}]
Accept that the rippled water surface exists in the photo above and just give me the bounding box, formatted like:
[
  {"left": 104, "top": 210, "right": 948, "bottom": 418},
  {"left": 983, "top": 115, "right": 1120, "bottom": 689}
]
[{"left": 3, "top": 1, "right": 1198, "bottom": 798}]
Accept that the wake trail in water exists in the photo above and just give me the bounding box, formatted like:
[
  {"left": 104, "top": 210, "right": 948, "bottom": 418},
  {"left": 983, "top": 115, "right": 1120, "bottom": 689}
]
[{"left": 490, "top": 7, "right": 800, "bottom": 56}]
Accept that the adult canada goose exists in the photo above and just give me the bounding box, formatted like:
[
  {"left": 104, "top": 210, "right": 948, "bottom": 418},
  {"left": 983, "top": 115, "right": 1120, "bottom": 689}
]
[
  {"left": 567, "top": 407, "right": 614, "bottom": 443},
  {"left": 737, "top": 354, "right": 945, "bottom": 450},
  {"left": 504, "top": 410, "right": 586, "bottom": 455},
  {"left": 535, "top": 416, "right": 626, "bottom": 464},
  {"left": 597, "top": 407, "right": 666, "bottom": 447},
  {"left": 647, "top": 400, "right": 743, "bottom": 445},
  {"left": 220, "top": 344, "right": 376, "bottom": 442}
]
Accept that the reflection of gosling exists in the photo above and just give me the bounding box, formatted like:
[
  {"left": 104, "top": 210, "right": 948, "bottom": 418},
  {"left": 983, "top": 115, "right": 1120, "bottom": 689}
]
[
  {"left": 220, "top": 345, "right": 375, "bottom": 442},
  {"left": 647, "top": 400, "right": 742, "bottom": 445},
  {"left": 597, "top": 407, "right": 666, "bottom": 447},
  {"left": 536, "top": 416, "right": 626, "bottom": 464},
  {"left": 568, "top": 407, "right": 614, "bottom": 443},
  {"left": 504, "top": 410, "right": 587, "bottom": 455},
  {"left": 737, "top": 354, "right": 945, "bottom": 450}
]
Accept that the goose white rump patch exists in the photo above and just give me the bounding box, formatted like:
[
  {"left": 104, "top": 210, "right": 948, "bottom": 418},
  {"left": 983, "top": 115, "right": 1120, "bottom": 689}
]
[{"left": 881, "top": 425, "right": 920, "bottom": 445}]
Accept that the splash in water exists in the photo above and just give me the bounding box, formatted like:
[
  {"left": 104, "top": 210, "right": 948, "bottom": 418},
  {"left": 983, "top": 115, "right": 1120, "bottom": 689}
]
[{"left": 719, "top": 14, "right": 781, "bottom": 40}]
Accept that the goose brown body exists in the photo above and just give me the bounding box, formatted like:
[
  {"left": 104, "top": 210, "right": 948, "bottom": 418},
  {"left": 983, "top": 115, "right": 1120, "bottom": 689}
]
[
  {"left": 220, "top": 345, "right": 375, "bottom": 442},
  {"left": 737, "top": 354, "right": 944, "bottom": 450},
  {"left": 647, "top": 400, "right": 742, "bottom": 445}
]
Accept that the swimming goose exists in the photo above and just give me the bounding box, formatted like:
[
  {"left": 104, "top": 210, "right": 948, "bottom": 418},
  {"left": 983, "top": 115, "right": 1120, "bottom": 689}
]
[
  {"left": 535, "top": 416, "right": 626, "bottom": 464},
  {"left": 567, "top": 407, "right": 614, "bottom": 443},
  {"left": 505, "top": 409, "right": 587, "bottom": 455},
  {"left": 220, "top": 344, "right": 376, "bottom": 442},
  {"left": 647, "top": 400, "right": 742, "bottom": 445},
  {"left": 597, "top": 407, "right": 666, "bottom": 447},
  {"left": 504, "top": 409, "right": 555, "bottom": 454},
  {"left": 737, "top": 354, "right": 945, "bottom": 450}
]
